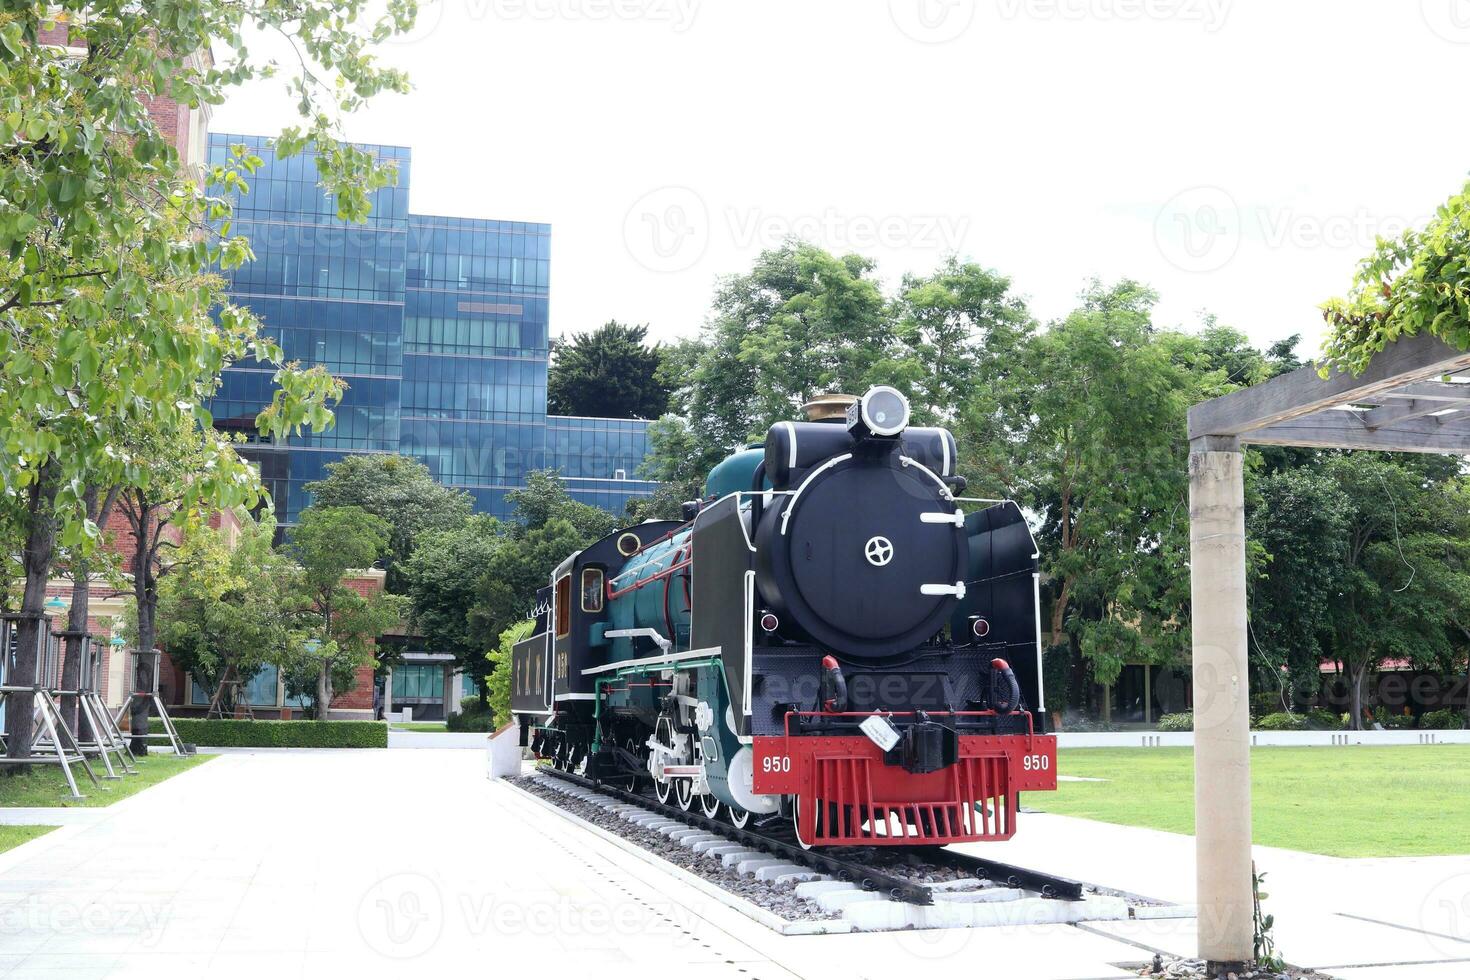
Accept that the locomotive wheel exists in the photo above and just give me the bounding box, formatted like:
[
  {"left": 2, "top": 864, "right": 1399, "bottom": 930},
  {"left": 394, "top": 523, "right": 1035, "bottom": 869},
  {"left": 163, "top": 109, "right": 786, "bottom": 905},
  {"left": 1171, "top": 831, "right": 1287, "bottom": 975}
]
[
  {"left": 675, "top": 777, "right": 695, "bottom": 811},
  {"left": 727, "top": 806, "right": 751, "bottom": 829},
  {"left": 792, "top": 796, "right": 817, "bottom": 850},
  {"left": 698, "top": 794, "right": 721, "bottom": 820},
  {"left": 654, "top": 775, "right": 673, "bottom": 804}
]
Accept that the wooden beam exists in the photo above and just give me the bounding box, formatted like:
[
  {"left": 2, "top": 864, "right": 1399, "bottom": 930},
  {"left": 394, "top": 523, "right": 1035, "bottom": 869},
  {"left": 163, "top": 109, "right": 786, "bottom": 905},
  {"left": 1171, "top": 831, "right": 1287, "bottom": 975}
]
[
  {"left": 1244, "top": 412, "right": 1470, "bottom": 454},
  {"left": 1373, "top": 381, "right": 1470, "bottom": 402},
  {"left": 1188, "top": 333, "right": 1470, "bottom": 440},
  {"left": 1362, "top": 399, "right": 1468, "bottom": 429}
]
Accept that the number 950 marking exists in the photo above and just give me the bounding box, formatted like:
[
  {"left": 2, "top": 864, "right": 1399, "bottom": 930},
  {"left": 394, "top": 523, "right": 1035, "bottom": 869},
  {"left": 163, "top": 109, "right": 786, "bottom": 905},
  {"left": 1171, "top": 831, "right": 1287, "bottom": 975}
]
[
  {"left": 761, "top": 755, "right": 791, "bottom": 773},
  {"left": 1022, "top": 753, "right": 1050, "bottom": 772}
]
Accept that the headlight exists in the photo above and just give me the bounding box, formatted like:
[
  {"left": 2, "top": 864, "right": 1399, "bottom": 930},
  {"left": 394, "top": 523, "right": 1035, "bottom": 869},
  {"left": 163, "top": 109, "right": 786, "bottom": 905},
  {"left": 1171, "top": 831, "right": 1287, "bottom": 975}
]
[{"left": 847, "top": 385, "right": 910, "bottom": 439}]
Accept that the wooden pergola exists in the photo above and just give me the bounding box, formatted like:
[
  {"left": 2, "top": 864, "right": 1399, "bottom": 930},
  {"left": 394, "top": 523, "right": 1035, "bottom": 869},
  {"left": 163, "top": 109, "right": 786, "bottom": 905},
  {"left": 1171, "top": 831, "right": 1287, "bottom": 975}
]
[{"left": 1185, "top": 331, "right": 1470, "bottom": 971}]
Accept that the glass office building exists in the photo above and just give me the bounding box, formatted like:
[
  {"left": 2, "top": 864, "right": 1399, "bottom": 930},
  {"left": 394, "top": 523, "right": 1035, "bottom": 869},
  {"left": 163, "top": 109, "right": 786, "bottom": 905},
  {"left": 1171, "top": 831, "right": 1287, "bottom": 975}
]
[{"left": 207, "top": 134, "right": 658, "bottom": 521}]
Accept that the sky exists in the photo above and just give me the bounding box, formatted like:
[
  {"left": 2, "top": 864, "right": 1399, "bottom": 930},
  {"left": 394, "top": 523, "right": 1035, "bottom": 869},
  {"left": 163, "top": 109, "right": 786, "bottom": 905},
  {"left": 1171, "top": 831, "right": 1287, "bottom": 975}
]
[{"left": 211, "top": 0, "right": 1470, "bottom": 358}]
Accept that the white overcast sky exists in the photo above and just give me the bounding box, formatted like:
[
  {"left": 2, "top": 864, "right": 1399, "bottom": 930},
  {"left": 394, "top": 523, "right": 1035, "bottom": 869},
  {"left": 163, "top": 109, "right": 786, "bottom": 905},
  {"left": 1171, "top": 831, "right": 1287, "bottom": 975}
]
[{"left": 210, "top": 0, "right": 1470, "bottom": 357}]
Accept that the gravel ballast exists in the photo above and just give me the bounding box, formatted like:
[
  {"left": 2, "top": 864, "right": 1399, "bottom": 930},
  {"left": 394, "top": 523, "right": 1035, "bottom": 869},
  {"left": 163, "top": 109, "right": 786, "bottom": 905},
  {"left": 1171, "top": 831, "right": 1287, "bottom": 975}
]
[{"left": 508, "top": 774, "right": 838, "bottom": 921}]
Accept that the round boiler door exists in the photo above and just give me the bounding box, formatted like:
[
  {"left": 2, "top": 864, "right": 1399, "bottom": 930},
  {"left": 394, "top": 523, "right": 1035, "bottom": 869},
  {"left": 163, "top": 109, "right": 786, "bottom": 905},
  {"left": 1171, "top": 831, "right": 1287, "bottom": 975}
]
[{"left": 783, "top": 462, "right": 962, "bottom": 646}]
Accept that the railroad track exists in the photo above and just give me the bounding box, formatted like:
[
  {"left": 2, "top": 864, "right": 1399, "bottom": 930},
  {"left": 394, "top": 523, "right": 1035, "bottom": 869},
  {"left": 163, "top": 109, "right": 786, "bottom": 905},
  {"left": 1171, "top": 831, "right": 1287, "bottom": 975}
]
[{"left": 533, "top": 763, "right": 1085, "bottom": 907}]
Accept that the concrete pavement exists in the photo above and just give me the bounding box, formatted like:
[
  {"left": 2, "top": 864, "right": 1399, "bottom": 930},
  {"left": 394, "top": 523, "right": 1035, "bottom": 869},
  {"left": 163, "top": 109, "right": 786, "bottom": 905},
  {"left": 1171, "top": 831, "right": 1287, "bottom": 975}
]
[{"left": 1, "top": 748, "right": 1465, "bottom": 978}]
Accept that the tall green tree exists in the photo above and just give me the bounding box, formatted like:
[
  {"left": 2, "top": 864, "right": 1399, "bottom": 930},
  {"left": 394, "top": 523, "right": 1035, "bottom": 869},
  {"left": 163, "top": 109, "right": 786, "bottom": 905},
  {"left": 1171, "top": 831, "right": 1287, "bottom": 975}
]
[
  {"left": 157, "top": 509, "right": 299, "bottom": 715},
  {"left": 1008, "top": 282, "right": 1236, "bottom": 705},
  {"left": 1316, "top": 455, "right": 1469, "bottom": 729},
  {"left": 304, "top": 454, "right": 472, "bottom": 592},
  {"left": 0, "top": 0, "right": 409, "bottom": 761},
  {"left": 1246, "top": 465, "right": 1352, "bottom": 707},
  {"left": 399, "top": 514, "right": 505, "bottom": 699},
  {"left": 547, "top": 321, "right": 670, "bottom": 419},
  {"left": 675, "top": 243, "right": 898, "bottom": 468},
  {"left": 287, "top": 505, "right": 407, "bottom": 716},
  {"left": 474, "top": 473, "right": 616, "bottom": 654}
]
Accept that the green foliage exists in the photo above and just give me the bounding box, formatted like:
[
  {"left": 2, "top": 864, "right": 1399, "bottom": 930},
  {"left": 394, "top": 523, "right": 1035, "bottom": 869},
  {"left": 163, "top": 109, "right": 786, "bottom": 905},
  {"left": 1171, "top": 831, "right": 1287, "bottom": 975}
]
[
  {"left": 1372, "top": 706, "right": 1416, "bottom": 729},
  {"left": 399, "top": 514, "right": 504, "bottom": 667},
  {"left": 486, "top": 620, "right": 533, "bottom": 728},
  {"left": 1305, "top": 708, "right": 1343, "bottom": 731},
  {"left": 474, "top": 474, "right": 616, "bottom": 645},
  {"left": 152, "top": 719, "right": 387, "bottom": 748},
  {"left": 286, "top": 505, "right": 408, "bottom": 714},
  {"left": 447, "top": 699, "right": 493, "bottom": 732},
  {"left": 1421, "top": 708, "right": 1467, "bottom": 730},
  {"left": 157, "top": 509, "right": 301, "bottom": 710},
  {"left": 1012, "top": 281, "right": 1230, "bottom": 684},
  {"left": 1156, "top": 712, "right": 1193, "bottom": 732},
  {"left": 1322, "top": 178, "right": 1470, "bottom": 375},
  {"left": 304, "top": 454, "right": 472, "bottom": 592},
  {"left": 1247, "top": 465, "right": 1353, "bottom": 697},
  {"left": 1255, "top": 712, "right": 1306, "bottom": 731},
  {"left": 547, "top": 320, "right": 671, "bottom": 419}
]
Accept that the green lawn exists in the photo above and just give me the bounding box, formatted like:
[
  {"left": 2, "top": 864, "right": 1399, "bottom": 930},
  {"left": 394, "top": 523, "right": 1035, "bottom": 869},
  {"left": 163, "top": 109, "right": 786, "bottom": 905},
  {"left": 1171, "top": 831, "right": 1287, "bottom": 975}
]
[
  {"left": 0, "top": 825, "right": 57, "bottom": 853},
  {"left": 1032, "top": 746, "right": 1470, "bottom": 858},
  {"left": 390, "top": 722, "right": 447, "bottom": 732},
  {"left": 0, "top": 753, "right": 211, "bottom": 808}
]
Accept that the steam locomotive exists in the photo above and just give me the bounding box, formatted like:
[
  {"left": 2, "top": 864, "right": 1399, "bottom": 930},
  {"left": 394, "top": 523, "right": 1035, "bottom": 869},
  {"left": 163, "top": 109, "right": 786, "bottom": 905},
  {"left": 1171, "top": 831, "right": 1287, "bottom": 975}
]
[{"left": 512, "top": 386, "right": 1056, "bottom": 847}]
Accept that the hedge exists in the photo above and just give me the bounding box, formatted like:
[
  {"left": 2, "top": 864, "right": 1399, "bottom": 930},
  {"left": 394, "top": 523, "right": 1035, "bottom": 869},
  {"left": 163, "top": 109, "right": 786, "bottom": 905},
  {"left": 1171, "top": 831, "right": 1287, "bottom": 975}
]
[{"left": 150, "top": 718, "right": 388, "bottom": 748}]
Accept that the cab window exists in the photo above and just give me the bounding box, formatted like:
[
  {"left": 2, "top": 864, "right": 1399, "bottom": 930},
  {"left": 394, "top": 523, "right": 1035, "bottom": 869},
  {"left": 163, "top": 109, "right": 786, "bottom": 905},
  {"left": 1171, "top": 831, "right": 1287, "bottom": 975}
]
[
  {"left": 581, "top": 568, "right": 604, "bottom": 613},
  {"left": 555, "top": 575, "right": 571, "bottom": 638}
]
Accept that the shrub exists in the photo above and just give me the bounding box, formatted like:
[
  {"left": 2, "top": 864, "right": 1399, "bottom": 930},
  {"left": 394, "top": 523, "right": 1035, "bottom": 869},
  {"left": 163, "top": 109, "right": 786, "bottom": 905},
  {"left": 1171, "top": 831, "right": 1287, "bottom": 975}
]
[
  {"left": 447, "top": 709, "right": 493, "bottom": 732},
  {"left": 1157, "top": 712, "right": 1193, "bottom": 732},
  {"left": 1420, "top": 708, "right": 1467, "bottom": 730},
  {"left": 1255, "top": 712, "right": 1306, "bottom": 731},
  {"left": 152, "top": 719, "right": 388, "bottom": 748},
  {"left": 1304, "top": 708, "right": 1342, "bottom": 730}
]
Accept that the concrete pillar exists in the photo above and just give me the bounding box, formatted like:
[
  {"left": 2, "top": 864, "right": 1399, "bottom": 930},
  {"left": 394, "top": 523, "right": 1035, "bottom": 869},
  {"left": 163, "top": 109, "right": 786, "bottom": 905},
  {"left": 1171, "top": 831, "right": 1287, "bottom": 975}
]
[
  {"left": 1188, "top": 440, "right": 1252, "bottom": 970},
  {"left": 383, "top": 667, "right": 393, "bottom": 721}
]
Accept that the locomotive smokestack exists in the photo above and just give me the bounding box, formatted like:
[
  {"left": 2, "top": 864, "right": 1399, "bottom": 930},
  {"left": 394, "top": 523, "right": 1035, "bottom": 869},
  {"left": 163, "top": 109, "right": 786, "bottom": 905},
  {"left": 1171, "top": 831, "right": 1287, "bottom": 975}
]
[{"left": 801, "top": 393, "right": 857, "bottom": 423}]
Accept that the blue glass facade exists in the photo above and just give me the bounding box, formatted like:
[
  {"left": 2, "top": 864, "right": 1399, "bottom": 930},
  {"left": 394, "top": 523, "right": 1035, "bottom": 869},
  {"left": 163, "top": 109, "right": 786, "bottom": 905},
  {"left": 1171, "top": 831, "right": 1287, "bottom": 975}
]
[{"left": 208, "top": 134, "right": 658, "bottom": 521}]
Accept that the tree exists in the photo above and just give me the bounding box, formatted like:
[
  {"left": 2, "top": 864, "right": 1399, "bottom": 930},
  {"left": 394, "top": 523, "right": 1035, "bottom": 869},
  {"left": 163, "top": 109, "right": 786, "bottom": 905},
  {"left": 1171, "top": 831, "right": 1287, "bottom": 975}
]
[
  {"left": 674, "top": 243, "right": 898, "bottom": 469},
  {"left": 547, "top": 321, "right": 671, "bottom": 419},
  {"left": 1007, "top": 282, "right": 1240, "bottom": 707},
  {"left": 1246, "top": 465, "right": 1352, "bottom": 708},
  {"left": 286, "top": 505, "right": 407, "bottom": 717},
  {"left": 304, "top": 454, "right": 472, "bottom": 592},
  {"left": 1316, "top": 455, "right": 1469, "bottom": 729},
  {"left": 116, "top": 421, "right": 269, "bottom": 751},
  {"left": 0, "top": 0, "right": 408, "bottom": 762},
  {"left": 53, "top": 486, "right": 122, "bottom": 736},
  {"left": 399, "top": 515, "right": 505, "bottom": 701},
  {"left": 156, "top": 509, "right": 298, "bottom": 716},
  {"left": 473, "top": 473, "right": 616, "bottom": 649}
]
